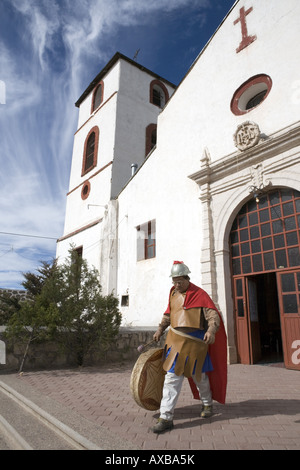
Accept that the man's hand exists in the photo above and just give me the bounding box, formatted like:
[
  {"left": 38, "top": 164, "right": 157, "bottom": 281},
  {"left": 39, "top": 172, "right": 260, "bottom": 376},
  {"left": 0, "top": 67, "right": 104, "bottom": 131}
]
[
  {"left": 204, "top": 331, "right": 215, "bottom": 344},
  {"left": 153, "top": 330, "right": 162, "bottom": 342}
]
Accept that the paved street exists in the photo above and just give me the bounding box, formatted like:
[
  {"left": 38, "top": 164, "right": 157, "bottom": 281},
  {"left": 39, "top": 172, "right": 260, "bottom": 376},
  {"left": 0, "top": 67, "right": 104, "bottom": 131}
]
[{"left": 0, "top": 361, "right": 299, "bottom": 450}]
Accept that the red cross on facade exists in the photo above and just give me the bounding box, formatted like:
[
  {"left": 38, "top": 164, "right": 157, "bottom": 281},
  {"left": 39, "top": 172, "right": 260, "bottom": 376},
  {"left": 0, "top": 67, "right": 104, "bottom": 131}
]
[{"left": 234, "top": 6, "right": 257, "bottom": 53}]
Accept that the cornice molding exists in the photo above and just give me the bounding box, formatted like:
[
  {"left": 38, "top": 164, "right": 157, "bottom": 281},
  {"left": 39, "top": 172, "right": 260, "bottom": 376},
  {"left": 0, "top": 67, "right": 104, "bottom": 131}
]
[{"left": 189, "top": 121, "right": 300, "bottom": 186}]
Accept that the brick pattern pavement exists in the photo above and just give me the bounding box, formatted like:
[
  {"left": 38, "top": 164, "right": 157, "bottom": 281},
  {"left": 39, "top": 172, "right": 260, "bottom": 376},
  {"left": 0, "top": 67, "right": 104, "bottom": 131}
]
[{"left": 3, "top": 362, "right": 300, "bottom": 450}]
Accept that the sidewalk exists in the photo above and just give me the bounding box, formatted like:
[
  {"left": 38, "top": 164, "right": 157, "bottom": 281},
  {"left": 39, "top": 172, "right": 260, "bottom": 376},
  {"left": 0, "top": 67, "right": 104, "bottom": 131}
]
[{"left": 0, "top": 361, "right": 299, "bottom": 450}]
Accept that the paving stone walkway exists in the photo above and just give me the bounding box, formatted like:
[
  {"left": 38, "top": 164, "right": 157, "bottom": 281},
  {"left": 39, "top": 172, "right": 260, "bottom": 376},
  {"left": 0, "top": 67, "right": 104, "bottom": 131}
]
[{"left": 1, "top": 362, "right": 299, "bottom": 450}]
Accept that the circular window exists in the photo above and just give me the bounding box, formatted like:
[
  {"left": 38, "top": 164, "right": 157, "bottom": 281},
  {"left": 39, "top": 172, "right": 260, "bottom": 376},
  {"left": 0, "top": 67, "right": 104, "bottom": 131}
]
[
  {"left": 231, "top": 74, "right": 272, "bottom": 116},
  {"left": 81, "top": 181, "right": 91, "bottom": 200}
]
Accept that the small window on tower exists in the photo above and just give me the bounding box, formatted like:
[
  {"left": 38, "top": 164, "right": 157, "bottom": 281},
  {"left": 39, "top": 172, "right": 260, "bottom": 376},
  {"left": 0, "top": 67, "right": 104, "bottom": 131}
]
[
  {"left": 150, "top": 80, "right": 169, "bottom": 109},
  {"left": 91, "top": 81, "right": 104, "bottom": 113},
  {"left": 153, "top": 87, "right": 162, "bottom": 107},
  {"left": 81, "top": 180, "right": 91, "bottom": 200},
  {"left": 82, "top": 126, "right": 99, "bottom": 176},
  {"left": 85, "top": 133, "right": 95, "bottom": 171}
]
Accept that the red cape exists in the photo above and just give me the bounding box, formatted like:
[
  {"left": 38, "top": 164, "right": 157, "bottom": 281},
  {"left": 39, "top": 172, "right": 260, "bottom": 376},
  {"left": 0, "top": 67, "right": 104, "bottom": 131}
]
[{"left": 164, "top": 283, "right": 227, "bottom": 404}]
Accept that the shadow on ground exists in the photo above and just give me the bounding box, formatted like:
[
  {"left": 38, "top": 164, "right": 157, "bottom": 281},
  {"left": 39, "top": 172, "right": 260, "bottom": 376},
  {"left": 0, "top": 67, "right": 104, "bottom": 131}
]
[{"left": 153, "top": 399, "right": 300, "bottom": 429}]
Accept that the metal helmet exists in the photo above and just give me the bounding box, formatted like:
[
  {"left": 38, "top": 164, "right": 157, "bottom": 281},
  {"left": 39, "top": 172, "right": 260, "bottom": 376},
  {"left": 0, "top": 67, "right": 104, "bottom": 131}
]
[{"left": 169, "top": 261, "right": 191, "bottom": 277}]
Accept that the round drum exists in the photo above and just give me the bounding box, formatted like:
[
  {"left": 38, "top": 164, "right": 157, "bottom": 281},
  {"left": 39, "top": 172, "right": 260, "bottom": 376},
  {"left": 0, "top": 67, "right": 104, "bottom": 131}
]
[{"left": 130, "top": 348, "right": 165, "bottom": 411}]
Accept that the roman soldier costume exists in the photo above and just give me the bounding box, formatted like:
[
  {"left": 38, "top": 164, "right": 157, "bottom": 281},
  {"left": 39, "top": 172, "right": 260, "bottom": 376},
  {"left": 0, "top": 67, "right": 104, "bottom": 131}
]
[{"left": 151, "top": 261, "right": 227, "bottom": 433}]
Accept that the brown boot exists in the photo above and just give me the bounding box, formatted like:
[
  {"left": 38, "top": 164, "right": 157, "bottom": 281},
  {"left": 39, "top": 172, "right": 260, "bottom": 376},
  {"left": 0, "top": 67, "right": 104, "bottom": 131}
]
[
  {"left": 201, "top": 405, "right": 213, "bottom": 418},
  {"left": 151, "top": 418, "right": 174, "bottom": 433}
]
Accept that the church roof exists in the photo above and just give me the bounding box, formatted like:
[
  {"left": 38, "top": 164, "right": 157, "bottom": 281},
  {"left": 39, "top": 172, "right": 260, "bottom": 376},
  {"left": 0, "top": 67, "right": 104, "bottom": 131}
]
[{"left": 75, "top": 51, "right": 176, "bottom": 108}]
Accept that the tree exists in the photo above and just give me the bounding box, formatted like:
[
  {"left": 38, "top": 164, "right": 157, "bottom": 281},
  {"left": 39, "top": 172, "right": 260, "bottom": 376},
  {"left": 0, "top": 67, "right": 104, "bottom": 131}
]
[
  {"left": 45, "top": 249, "right": 121, "bottom": 366},
  {"left": 0, "top": 292, "right": 22, "bottom": 325},
  {"left": 0, "top": 260, "right": 57, "bottom": 324},
  {"left": 22, "top": 260, "right": 59, "bottom": 297},
  {"left": 1, "top": 259, "right": 60, "bottom": 372},
  {"left": 4, "top": 295, "right": 59, "bottom": 373},
  {"left": 3, "top": 249, "right": 121, "bottom": 370}
]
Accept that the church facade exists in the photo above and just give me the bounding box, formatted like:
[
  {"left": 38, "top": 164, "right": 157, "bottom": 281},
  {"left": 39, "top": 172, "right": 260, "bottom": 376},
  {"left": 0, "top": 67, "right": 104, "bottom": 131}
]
[{"left": 57, "top": 0, "right": 300, "bottom": 370}]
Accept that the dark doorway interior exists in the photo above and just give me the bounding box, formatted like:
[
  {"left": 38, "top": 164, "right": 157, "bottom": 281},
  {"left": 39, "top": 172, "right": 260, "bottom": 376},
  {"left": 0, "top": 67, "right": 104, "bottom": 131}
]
[{"left": 250, "top": 273, "right": 283, "bottom": 363}]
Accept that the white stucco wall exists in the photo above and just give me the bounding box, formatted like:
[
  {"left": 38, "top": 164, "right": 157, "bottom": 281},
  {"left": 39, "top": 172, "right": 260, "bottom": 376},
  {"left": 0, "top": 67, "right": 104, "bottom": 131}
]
[
  {"left": 115, "top": 0, "right": 300, "bottom": 330},
  {"left": 117, "top": 142, "right": 204, "bottom": 327}
]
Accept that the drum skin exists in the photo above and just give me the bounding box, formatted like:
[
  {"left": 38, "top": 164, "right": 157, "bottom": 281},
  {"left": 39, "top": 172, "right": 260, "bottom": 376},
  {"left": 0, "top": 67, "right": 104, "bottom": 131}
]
[{"left": 130, "top": 348, "right": 165, "bottom": 411}]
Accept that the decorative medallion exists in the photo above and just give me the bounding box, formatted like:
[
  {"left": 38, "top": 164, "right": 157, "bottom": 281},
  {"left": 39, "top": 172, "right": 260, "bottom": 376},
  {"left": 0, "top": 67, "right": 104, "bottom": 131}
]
[{"left": 233, "top": 121, "right": 260, "bottom": 151}]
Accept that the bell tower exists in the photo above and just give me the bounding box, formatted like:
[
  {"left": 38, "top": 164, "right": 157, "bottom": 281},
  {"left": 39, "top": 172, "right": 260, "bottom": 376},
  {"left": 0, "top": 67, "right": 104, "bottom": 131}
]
[{"left": 56, "top": 52, "right": 175, "bottom": 292}]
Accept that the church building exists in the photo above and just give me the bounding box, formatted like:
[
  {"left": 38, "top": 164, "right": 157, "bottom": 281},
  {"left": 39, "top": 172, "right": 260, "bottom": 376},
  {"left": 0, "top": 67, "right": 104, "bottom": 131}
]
[{"left": 56, "top": 0, "right": 300, "bottom": 371}]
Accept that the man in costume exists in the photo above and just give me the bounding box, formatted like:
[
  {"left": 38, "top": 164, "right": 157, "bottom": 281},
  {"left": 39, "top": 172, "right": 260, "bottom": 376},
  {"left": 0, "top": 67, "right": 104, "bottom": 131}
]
[{"left": 152, "top": 261, "right": 227, "bottom": 433}]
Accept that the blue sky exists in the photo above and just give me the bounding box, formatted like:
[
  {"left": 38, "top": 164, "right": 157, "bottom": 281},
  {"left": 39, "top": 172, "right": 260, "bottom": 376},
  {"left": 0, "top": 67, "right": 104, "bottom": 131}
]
[{"left": 0, "top": 0, "right": 236, "bottom": 289}]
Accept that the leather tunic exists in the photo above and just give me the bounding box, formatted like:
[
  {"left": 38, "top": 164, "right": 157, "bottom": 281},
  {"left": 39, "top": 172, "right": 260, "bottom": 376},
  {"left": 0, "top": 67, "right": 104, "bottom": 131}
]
[{"left": 170, "top": 290, "right": 202, "bottom": 329}]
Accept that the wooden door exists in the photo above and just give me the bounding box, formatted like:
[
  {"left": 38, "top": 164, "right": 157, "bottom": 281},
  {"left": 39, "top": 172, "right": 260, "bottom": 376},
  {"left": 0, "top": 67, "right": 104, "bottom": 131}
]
[
  {"left": 234, "top": 277, "right": 251, "bottom": 364},
  {"left": 276, "top": 269, "right": 300, "bottom": 370}
]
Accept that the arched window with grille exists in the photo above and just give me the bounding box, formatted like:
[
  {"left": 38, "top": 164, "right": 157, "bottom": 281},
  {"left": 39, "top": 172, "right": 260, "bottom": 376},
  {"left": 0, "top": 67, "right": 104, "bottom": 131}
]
[
  {"left": 149, "top": 80, "right": 169, "bottom": 108},
  {"left": 82, "top": 126, "right": 99, "bottom": 176}
]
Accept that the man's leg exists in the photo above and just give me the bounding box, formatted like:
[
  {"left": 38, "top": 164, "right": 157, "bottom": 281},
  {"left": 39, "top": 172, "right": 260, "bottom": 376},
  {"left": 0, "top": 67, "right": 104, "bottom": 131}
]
[
  {"left": 160, "top": 372, "right": 184, "bottom": 420},
  {"left": 193, "top": 372, "right": 213, "bottom": 418},
  {"left": 152, "top": 372, "right": 184, "bottom": 433}
]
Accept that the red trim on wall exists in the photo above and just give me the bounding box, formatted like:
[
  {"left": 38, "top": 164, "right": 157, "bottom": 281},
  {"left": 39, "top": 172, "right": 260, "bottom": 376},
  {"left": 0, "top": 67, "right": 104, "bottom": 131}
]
[
  {"left": 67, "top": 162, "right": 113, "bottom": 196},
  {"left": 75, "top": 92, "right": 117, "bottom": 136},
  {"left": 57, "top": 218, "right": 103, "bottom": 243},
  {"left": 67, "top": 161, "right": 113, "bottom": 196}
]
